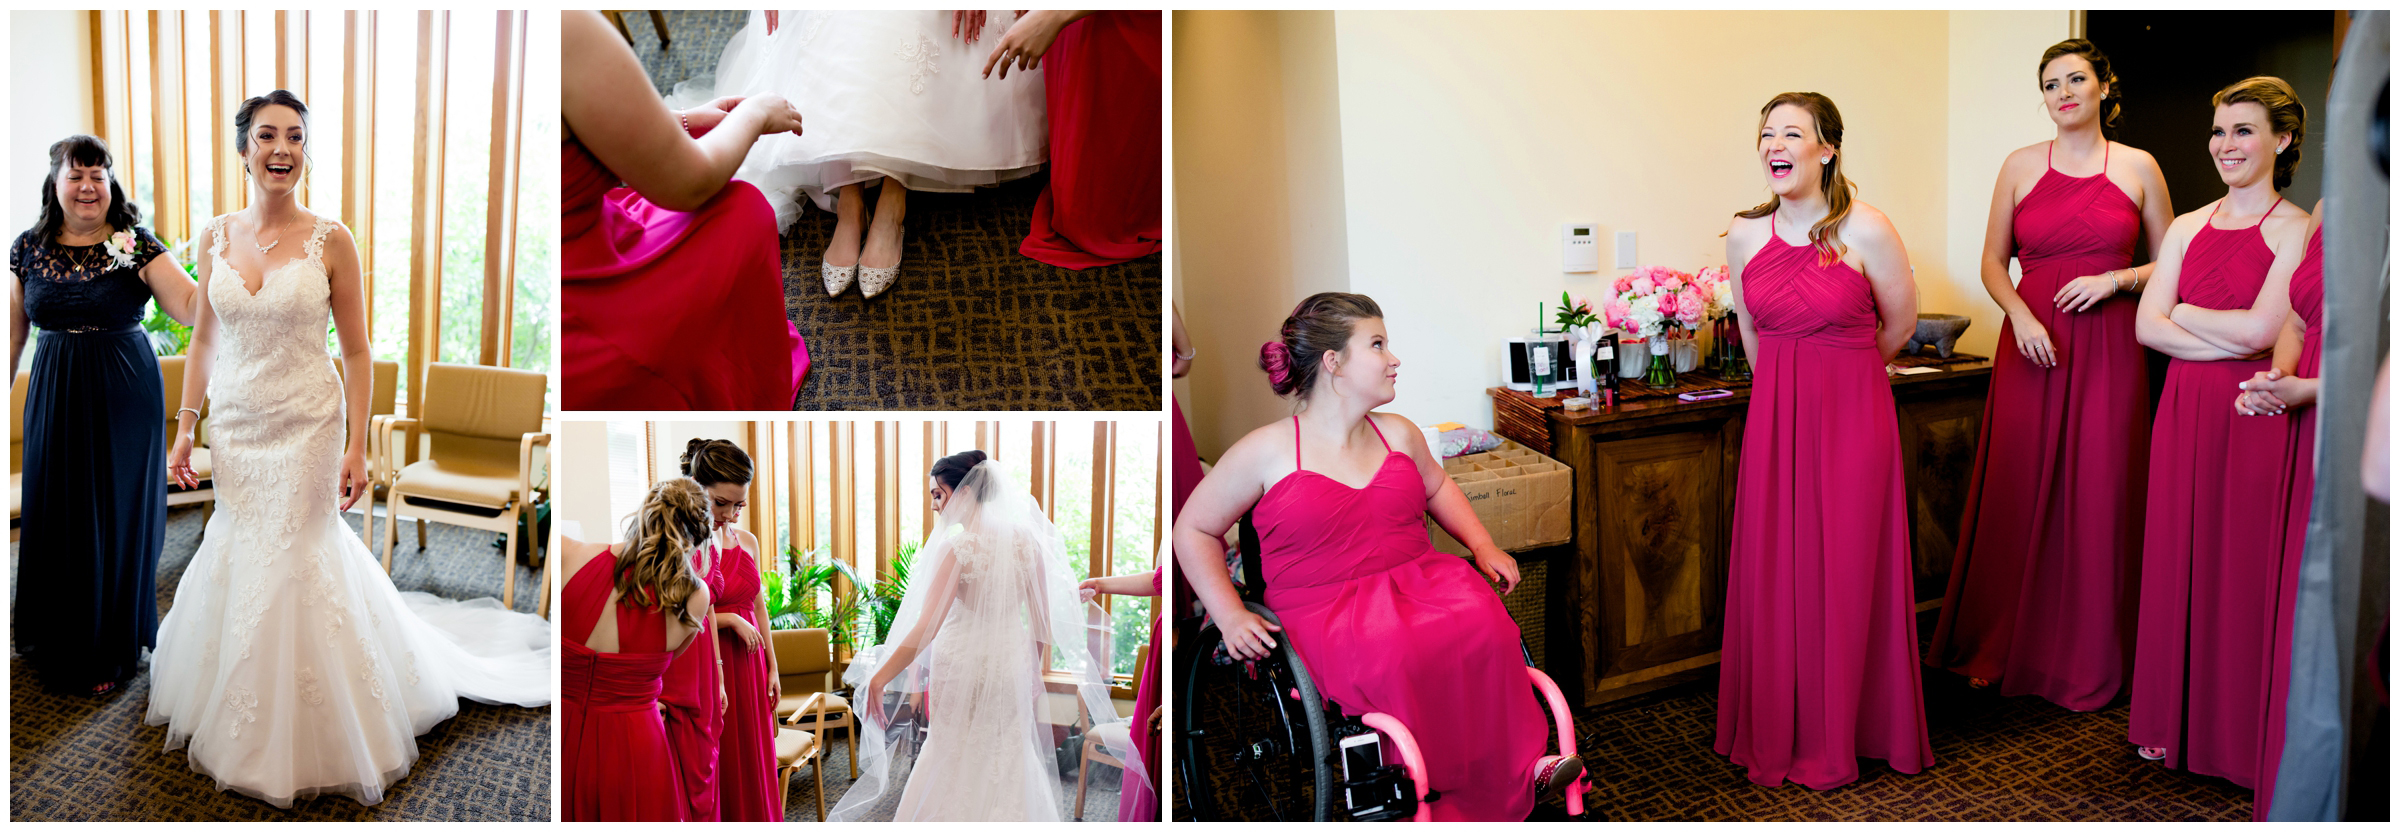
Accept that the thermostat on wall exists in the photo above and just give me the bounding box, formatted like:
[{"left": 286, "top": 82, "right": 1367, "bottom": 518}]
[{"left": 1562, "top": 223, "right": 1600, "bottom": 272}]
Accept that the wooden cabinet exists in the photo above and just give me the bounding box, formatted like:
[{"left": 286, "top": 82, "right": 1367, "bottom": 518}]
[{"left": 1497, "top": 361, "right": 1993, "bottom": 707}]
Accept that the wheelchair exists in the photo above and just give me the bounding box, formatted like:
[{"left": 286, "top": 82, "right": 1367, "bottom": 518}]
[{"left": 1175, "top": 512, "right": 1587, "bottom": 822}]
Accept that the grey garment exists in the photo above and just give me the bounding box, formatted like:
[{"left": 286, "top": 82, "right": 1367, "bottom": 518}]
[{"left": 2269, "top": 9, "right": 2390, "bottom": 821}]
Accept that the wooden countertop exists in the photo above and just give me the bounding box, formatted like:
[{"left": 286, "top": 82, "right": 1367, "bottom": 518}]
[{"left": 1491, "top": 353, "right": 1992, "bottom": 431}]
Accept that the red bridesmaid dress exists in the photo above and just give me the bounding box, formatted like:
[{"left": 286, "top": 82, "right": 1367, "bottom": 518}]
[
  {"left": 1117, "top": 567, "right": 1162, "bottom": 822},
  {"left": 2253, "top": 225, "right": 2323, "bottom": 820},
  {"left": 660, "top": 544, "right": 735, "bottom": 821},
  {"left": 1253, "top": 414, "right": 1547, "bottom": 821},
  {"left": 2129, "top": 199, "right": 2306, "bottom": 789},
  {"left": 563, "top": 550, "right": 690, "bottom": 821},
  {"left": 712, "top": 542, "right": 781, "bottom": 821},
  {"left": 1716, "top": 216, "right": 1935, "bottom": 789},
  {"left": 563, "top": 137, "right": 809, "bottom": 409},
  {"left": 1930, "top": 142, "right": 2151, "bottom": 711},
  {"left": 1019, "top": 11, "right": 1162, "bottom": 270}
]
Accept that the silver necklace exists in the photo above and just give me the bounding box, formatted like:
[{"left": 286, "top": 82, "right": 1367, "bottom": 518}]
[{"left": 253, "top": 212, "right": 299, "bottom": 255}]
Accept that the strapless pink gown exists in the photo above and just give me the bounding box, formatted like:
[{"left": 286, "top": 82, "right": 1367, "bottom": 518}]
[
  {"left": 2129, "top": 201, "right": 2306, "bottom": 789},
  {"left": 1932, "top": 144, "right": 2151, "bottom": 711},
  {"left": 1253, "top": 415, "right": 1547, "bottom": 821},
  {"left": 2254, "top": 225, "right": 2323, "bottom": 819},
  {"left": 1716, "top": 219, "right": 1934, "bottom": 789}
]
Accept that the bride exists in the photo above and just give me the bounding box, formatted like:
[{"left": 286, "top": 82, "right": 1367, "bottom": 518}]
[
  {"left": 670, "top": 10, "right": 1046, "bottom": 298},
  {"left": 149, "top": 89, "right": 550, "bottom": 808},
  {"left": 829, "top": 451, "right": 1147, "bottom": 821}
]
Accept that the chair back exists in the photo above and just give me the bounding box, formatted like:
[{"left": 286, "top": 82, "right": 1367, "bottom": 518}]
[
  {"left": 335, "top": 357, "right": 402, "bottom": 418},
  {"left": 775, "top": 627, "right": 835, "bottom": 694},
  {"left": 417, "top": 363, "right": 547, "bottom": 470},
  {"left": 9, "top": 373, "right": 25, "bottom": 475}
]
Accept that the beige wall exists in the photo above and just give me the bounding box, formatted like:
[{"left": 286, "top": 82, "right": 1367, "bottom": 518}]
[
  {"left": 11, "top": 12, "right": 98, "bottom": 238},
  {"left": 1945, "top": 11, "right": 2079, "bottom": 361},
  {"left": 1171, "top": 10, "right": 1351, "bottom": 462},
  {"left": 1175, "top": 10, "right": 2070, "bottom": 439},
  {"left": 557, "top": 420, "right": 611, "bottom": 542}
]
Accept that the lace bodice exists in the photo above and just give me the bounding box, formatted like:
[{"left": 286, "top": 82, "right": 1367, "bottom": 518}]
[
  {"left": 204, "top": 213, "right": 341, "bottom": 410},
  {"left": 10, "top": 226, "right": 169, "bottom": 332}
]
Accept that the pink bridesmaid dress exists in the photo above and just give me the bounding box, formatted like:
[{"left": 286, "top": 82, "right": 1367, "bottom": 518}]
[
  {"left": 2129, "top": 199, "right": 2306, "bottom": 789},
  {"left": 1252, "top": 414, "right": 1548, "bottom": 821},
  {"left": 1930, "top": 142, "right": 2151, "bottom": 711},
  {"left": 659, "top": 545, "right": 735, "bottom": 821},
  {"left": 2253, "top": 225, "right": 2323, "bottom": 820},
  {"left": 1716, "top": 215, "right": 1935, "bottom": 789},
  {"left": 1019, "top": 11, "right": 1162, "bottom": 269},
  {"left": 563, "top": 137, "right": 809, "bottom": 410},
  {"left": 563, "top": 550, "right": 690, "bottom": 821},
  {"left": 1118, "top": 567, "right": 1162, "bottom": 822},
  {"left": 712, "top": 542, "right": 781, "bottom": 821}
]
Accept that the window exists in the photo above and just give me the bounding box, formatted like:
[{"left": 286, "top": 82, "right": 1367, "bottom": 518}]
[{"left": 86, "top": 11, "right": 551, "bottom": 411}]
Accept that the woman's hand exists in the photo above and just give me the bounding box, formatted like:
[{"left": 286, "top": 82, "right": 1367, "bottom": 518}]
[
  {"left": 719, "top": 678, "right": 729, "bottom": 717},
  {"left": 734, "top": 93, "right": 804, "bottom": 137},
  {"left": 2052, "top": 273, "right": 2121, "bottom": 313},
  {"left": 953, "top": 11, "right": 988, "bottom": 44},
  {"left": 1215, "top": 607, "right": 1282, "bottom": 661},
  {"left": 983, "top": 10, "right": 1071, "bottom": 80},
  {"left": 2237, "top": 368, "right": 2317, "bottom": 415},
  {"left": 677, "top": 96, "right": 746, "bottom": 138},
  {"left": 338, "top": 450, "right": 370, "bottom": 511},
  {"left": 721, "top": 613, "right": 764, "bottom": 652},
  {"left": 168, "top": 432, "right": 200, "bottom": 489},
  {"left": 1077, "top": 577, "right": 1101, "bottom": 605},
  {"left": 2011, "top": 313, "right": 2058, "bottom": 368},
  {"left": 865, "top": 668, "right": 897, "bottom": 723},
  {"left": 767, "top": 672, "right": 781, "bottom": 711},
  {"left": 1474, "top": 547, "right": 1521, "bottom": 594},
  {"left": 764, "top": 10, "right": 779, "bottom": 35}
]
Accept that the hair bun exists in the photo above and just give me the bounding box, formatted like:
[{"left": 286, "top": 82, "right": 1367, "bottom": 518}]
[{"left": 1258, "top": 341, "right": 1293, "bottom": 392}]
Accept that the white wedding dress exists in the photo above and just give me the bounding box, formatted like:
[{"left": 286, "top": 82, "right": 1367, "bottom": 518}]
[
  {"left": 668, "top": 10, "right": 1047, "bottom": 229},
  {"left": 143, "top": 213, "right": 551, "bottom": 808},
  {"left": 829, "top": 461, "right": 1144, "bottom": 821}
]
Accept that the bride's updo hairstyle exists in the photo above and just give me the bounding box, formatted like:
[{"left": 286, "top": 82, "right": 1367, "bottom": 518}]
[
  {"left": 1259, "top": 292, "right": 1383, "bottom": 400},
  {"left": 617, "top": 478, "right": 712, "bottom": 627},
  {"left": 2212, "top": 75, "right": 2308, "bottom": 190},
  {"left": 234, "top": 89, "right": 313, "bottom": 173},
  {"left": 931, "top": 449, "right": 990, "bottom": 503},
  {"left": 681, "top": 438, "right": 753, "bottom": 487}
]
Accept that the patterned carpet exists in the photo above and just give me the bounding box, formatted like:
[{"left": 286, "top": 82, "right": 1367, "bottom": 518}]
[
  {"left": 618, "top": 9, "right": 1166, "bottom": 411},
  {"left": 777, "top": 733, "right": 1130, "bottom": 821},
  {"left": 9, "top": 506, "right": 551, "bottom": 821}
]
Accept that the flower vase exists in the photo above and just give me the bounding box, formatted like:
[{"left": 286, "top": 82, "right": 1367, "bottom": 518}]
[
  {"left": 1716, "top": 314, "right": 1751, "bottom": 381},
  {"left": 1671, "top": 331, "right": 1701, "bottom": 373},
  {"left": 1642, "top": 337, "right": 1676, "bottom": 387},
  {"left": 1618, "top": 339, "right": 1647, "bottom": 380}
]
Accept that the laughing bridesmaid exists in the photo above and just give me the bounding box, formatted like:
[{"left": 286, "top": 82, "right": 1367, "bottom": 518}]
[
  {"left": 2128, "top": 76, "right": 2313, "bottom": 787},
  {"left": 1928, "top": 39, "right": 2172, "bottom": 711},
  {"left": 1717, "top": 92, "right": 1933, "bottom": 790}
]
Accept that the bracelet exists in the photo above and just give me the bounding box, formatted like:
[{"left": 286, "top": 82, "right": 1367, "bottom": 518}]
[
  {"left": 1172, "top": 346, "right": 1196, "bottom": 361},
  {"left": 679, "top": 111, "right": 691, "bottom": 137},
  {"left": 176, "top": 407, "right": 200, "bottom": 421}
]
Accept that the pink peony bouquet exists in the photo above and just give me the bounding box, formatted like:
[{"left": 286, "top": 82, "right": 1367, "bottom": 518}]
[{"left": 1605, "top": 265, "right": 1711, "bottom": 339}]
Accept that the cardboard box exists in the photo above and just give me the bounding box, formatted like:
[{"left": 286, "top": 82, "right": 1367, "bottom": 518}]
[{"left": 1427, "top": 439, "right": 1572, "bottom": 555}]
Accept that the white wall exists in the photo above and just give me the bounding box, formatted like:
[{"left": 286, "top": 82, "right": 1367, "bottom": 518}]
[
  {"left": 10, "top": 12, "right": 96, "bottom": 239},
  {"left": 557, "top": 420, "right": 611, "bottom": 542}
]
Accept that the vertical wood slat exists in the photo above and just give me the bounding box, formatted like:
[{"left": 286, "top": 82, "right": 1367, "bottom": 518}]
[
  {"left": 274, "top": 11, "right": 308, "bottom": 208},
  {"left": 1030, "top": 421, "right": 1051, "bottom": 516},
  {"left": 341, "top": 12, "right": 376, "bottom": 341},
  {"left": 875, "top": 422, "right": 902, "bottom": 579},
  {"left": 210, "top": 11, "right": 247, "bottom": 218},
  {"left": 480, "top": 11, "right": 526, "bottom": 366},
  {"left": 408, "top": 11, "right": 450, "bottom": 401},
  {"left": 90, "top": 12, "right": 108, "bottom": 144},
  {"left": 746, "top": 421, "right": 774, "bottom": 564},
  {"left": 111, "top": 12, "right": 137, "bottom": 205},
  {"left": 920, "top": 422, "right": 938, "bottom": 538},
  {"left": 829, "top": 422, "right": 856, "bottom": 619},
  {"left": 1090, "top": 422, "right": 1116, "bottom": 593},
  {"left": 791, "top": 422, "right": 812, "bottom": 558},
  {"left": 974, "top": 422, "right": 991, "bottom": 459},
  {"left": 148, "top": 12, "right": 188, "bottom": 243}
]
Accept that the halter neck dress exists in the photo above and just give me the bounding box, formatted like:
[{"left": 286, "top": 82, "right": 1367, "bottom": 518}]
[
  {"left": 562, "top": 550, "right": 690, "bottom": 821},
  {"left": 2254, "top": 224, "right": 2323, "bottom": 819}
]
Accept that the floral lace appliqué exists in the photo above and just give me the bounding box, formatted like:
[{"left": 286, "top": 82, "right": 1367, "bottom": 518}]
[
  {"left": 297, "top": 667, "right": 325, "bottom": 706},
  {"left": 225, "top": 687, "right": 259, "bottom": 738},
  {"left": 232, "top": 576, "right": 271, "bottom": 659},
  {"left": 357, "top": 635, "right": 390, "bottom": 712},
  {"left": 898, "top": 34, "right": 941, "bottom": 95}
]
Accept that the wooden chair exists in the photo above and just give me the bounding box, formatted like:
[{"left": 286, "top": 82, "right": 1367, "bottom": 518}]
[
  {"left": 8, "top": 373, "right": 23, "bottom": 542},
  {"left": 774, "top": 627, "right": 858, "bottom": 778},
  {"left": 157, "top": 356, "right": 216, "bottom": 532},
  {"left": 1073, "top": 643, "right": 1149, "bottom": 820},
  {"left": 601, "top": 11, "right": 670, "bottom": 48},
  {"left": 778, "top": 690, "right": 832, "bottom": 821},
  {"left": 378, "top": 363, "right": 551, "bottom": 615}
]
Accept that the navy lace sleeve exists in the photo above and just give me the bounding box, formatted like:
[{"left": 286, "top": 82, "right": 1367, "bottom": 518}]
[
  {"left": 134, "top": 225, "right": 169, "bottom": 266},
  {"left": 15, "top": 226, "right": 162, "bottom": 332}
]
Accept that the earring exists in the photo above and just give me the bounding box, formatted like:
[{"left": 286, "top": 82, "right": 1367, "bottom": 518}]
[{"left": 1820, "top": 157, "right": 1831, "bottom": 165}]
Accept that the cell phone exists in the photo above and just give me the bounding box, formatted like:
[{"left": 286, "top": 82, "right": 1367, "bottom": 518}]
[
  {"left": 1678, "top": 389, "right": 1736, "bottom": 401},
  {"left": 1339, "top": 732, "right": 1383, "bottom": 808}
]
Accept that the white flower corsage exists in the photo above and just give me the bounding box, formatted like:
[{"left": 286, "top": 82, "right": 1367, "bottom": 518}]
[{"left": 102, "top": 230, "right": 138, "bottom": 269}]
